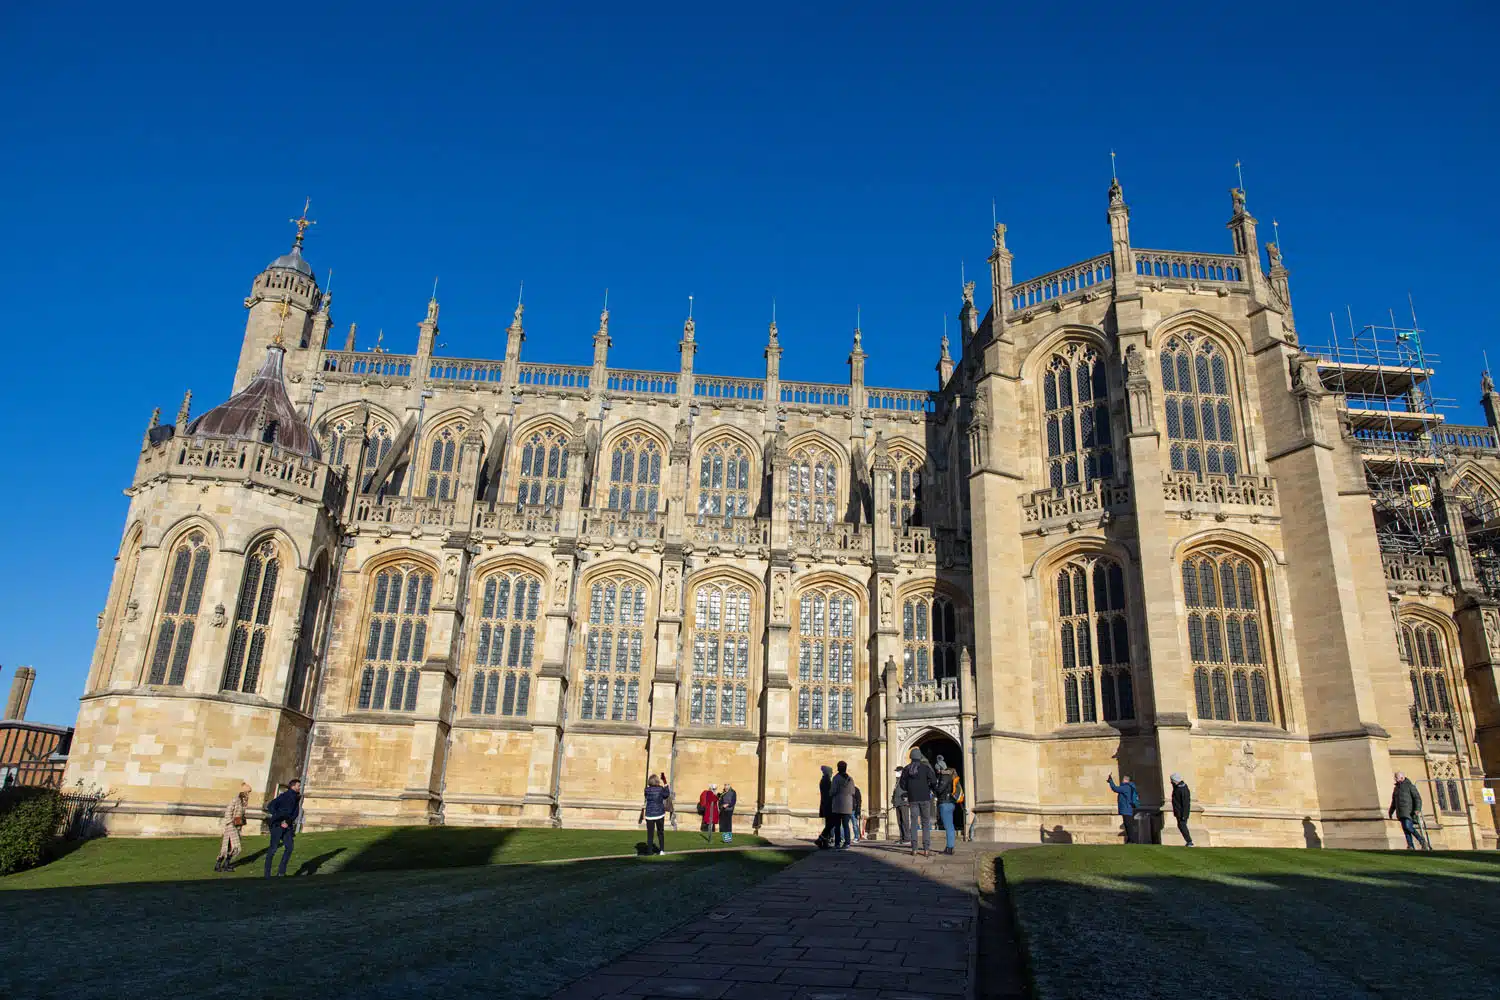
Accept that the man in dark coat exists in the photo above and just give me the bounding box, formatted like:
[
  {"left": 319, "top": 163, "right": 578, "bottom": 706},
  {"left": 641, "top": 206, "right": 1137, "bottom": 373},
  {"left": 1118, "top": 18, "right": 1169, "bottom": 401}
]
[
  {"left": 718, "top": 782, "right": 737, "bottom": 843},
  {"left": 264, "top": 778, "right": 302, "bottom": 877},
  {"left": 1169, "top": 773, "right": 1194, "bottom": 847},
  {"left": 1388, "top": 771, "right": 1429, "bottom": 850},
  {"left": 1107, "top": 774, "right": 1140, "bottom": 844},
  {"left": 899, "top": 749, "right": 939, "bottom": 856},
  {"left": 892, "top": 766, "right": 909, "bottom": 841},
  {"left": 818, "top": 765, "right": 834, "bottom": 847}
]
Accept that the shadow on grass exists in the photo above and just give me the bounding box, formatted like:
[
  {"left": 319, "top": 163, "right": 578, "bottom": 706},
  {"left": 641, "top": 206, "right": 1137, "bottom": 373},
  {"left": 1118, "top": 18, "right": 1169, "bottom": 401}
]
[
  {"left": 293, "top": 848, "right": 346, "bottom": 876},
  {"left": 338, "top": 826, "right": 518, "bottom": 872},
  {"left": 999, "top": 849, "right": 1500, "bottom": 1000}
]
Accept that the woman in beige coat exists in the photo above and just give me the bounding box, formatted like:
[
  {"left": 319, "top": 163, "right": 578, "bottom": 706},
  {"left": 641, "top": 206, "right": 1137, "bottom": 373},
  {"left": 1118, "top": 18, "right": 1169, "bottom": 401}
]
[{"left": 214, "top": 782, "right": 251, "bottom": 872}]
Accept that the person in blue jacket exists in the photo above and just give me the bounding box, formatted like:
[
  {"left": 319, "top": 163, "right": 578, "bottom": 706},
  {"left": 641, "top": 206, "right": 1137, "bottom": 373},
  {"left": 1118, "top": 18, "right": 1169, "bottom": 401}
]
[
  {"left": 1107, "top": 773, "right": 1140, "bottom": 844},
  {"left": 264, "top": 778, "right": 302, "bottom": 877}
]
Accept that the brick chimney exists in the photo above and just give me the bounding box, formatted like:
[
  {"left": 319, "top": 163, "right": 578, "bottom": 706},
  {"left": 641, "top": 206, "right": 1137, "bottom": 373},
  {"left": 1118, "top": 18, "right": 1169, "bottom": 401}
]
[{"left": 4, "top": 666, "right": 35, "bottom": 721}]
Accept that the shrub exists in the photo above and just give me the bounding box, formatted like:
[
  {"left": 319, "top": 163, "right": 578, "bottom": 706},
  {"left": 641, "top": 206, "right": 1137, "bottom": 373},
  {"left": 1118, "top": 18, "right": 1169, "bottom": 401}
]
[{"left": 0, "top": 786, "right": 64, "bottom": 875}]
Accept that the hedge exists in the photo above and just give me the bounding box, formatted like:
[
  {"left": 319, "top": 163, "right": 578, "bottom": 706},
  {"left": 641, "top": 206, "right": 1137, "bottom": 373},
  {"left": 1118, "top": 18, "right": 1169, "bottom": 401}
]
[{"left": 0, "top": 786, "right": 64, "bottom": 875}]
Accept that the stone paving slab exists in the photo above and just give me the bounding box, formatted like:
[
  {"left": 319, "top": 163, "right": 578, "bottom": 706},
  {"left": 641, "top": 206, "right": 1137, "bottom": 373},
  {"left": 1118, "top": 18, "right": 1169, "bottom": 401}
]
[{"left": 552, "top": 842, "right": 988, "bottom": 1000}]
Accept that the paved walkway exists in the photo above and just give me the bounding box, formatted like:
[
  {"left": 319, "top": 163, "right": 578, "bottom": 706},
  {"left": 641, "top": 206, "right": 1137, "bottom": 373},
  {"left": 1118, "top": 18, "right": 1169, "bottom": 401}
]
[{"left": 553, "top": 840, "right": 993, "bottom": 1000}]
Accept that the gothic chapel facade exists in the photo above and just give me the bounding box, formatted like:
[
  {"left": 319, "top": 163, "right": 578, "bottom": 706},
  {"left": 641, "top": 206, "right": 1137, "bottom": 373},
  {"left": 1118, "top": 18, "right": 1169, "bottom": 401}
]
[{"left": 67, "top": 184, "right": 1500, "bottom": 848}]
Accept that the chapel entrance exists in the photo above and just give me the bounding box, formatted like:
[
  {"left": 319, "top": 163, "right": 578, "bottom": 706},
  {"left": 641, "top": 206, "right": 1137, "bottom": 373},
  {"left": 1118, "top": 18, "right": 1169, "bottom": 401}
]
[{"left": 911, "top": 732, "right": 965, "bottom": 836}]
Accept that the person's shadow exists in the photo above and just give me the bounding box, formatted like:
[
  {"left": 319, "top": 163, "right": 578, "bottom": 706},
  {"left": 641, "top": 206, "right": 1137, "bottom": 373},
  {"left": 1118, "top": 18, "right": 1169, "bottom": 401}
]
[
  {"left": 1040, "top": 824, "right": 1074, "bottom": 844},
  {"left": 293, "top": 848, "right": 346, "bottom": 876},
  {"left": 231, "top": 848, "right": 269, "bottom": 870},
  {"left": 1302, "top": 817, "right": 1322, "bottom": 848}
]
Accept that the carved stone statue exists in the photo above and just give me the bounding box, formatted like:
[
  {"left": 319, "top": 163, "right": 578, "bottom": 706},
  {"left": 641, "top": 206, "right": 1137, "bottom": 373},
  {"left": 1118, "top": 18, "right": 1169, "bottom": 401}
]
[
  {"left": 442, "top": 555, "right": 459, "bottom": 601},
  {"left": 1484, "top": 371, "right": 1496, "bottom": 395},
  {"left": 1231, "top": 187, "right": 1246, "bottom": 216},
  {"left": 664, "top": 565, "right": 679, "bottom": 611},
  {"left": 1108, "top": 177, "right": 1123, "bottom": 206},
  {"left": 962, "top": 281, "right": 975, "bottom": 309},
  {"left": 1125, "top": 345, "right": 1146, "bottom": 377},
  {"left": 879, "top": 580, "right": 893, "bottom": 628},
  {"left": 210, "top": 603, "right": 227, "bottom": 628},
  {"left": 772, "top": 574, "right": 788, "bottom": 619},
  {"left": 1266, "top": 242, "right": 1283, "bottom": 269},
  {"left": 553, "top": 562, "right": 569, "bottom": 606}
]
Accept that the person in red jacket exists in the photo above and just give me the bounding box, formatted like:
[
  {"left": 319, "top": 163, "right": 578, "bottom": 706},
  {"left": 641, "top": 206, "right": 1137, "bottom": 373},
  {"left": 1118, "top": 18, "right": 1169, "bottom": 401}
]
[{"left": 697, "top": 784, "right": 721, "bottom": 840}]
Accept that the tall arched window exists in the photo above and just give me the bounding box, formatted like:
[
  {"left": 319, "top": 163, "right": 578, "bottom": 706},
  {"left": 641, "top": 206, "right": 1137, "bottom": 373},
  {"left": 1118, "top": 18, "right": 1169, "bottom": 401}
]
[
  {"left": 222, "top": 539, "right": 280, "bottom": 694},
  {"left": 362, "top": 424, "right": 393, "bottom": 492},
  {"left": 1162, "top": 336, "right": 1238, "bottom": 481},
  {"left": 1400, "top": 618, "right": 1453, "bottom": 721},
  {"left": 1453, "top": 473, "right": 1500, "bottom": 525},
  {"left": 609, "top": 432, "right": 662, "bottom": 515},
  {"left": 888, "top": 450, "right": 923, "bottom": 527},
  {"left": 517, "top": 426, "right": 568, "bottom": 508},
  {"left": 789, "top": 445, "right": 838, "bottom": 524},
  {"left": 147, "top": 530, "right": 212, "bottom": 685},
  {"left": 425, "top": 425, "right": 465, "bottom": 500},
  {"left": 94, "top": 527, "right": 143, "bottom": 692},
  {"left": 325, "top": 418, "right": 355, "bottom": 470},
  {"left": 1056, "top": 556, "right": 1134, "bottom": 724},
  {"left": 697, "top": 438, "right": 753, "bottom": 522},
  {"left": 469, "top": 571, "right": 541, "bottom": 717},
  {"left": 1044, "top": 344, "right": 1113, "bottom": 490},
  {"left": 287, "top": 552, "right": 329, "bottom": 713},
  {"left": 579, "top": 575, "right": 647, "bottom": 722},
  {"left": 902, "top": 593, "right": 959, "bottom": 688},
  {"left": 1185, "top": 549, "right": 1273, "bottom": 723},
  {"left": 796, "top": 587, "right": 856, "bottom": 732},
  {"left": 357, "top": 564, "right": 433, "bottom": 712},
  {"left": 688, "top": 582, "right": 751, "bottom": 727}
]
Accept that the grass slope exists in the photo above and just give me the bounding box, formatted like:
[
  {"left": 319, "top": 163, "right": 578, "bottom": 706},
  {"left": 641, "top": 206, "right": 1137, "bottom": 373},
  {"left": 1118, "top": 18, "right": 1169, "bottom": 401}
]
[
  {"left": 0, "top": 848, "right": 803, "bottom": 1000},
  {"left": 1002, "top": 846, "right": 1500, "bottom": 1000},
  {"left": 1, "top": 826, "right": 769, "bottom": 890}
]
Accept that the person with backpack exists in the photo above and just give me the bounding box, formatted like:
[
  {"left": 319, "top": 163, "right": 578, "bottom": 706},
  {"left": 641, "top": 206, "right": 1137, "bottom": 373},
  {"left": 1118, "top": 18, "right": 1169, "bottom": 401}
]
[
  {"left": 697, "top": 784, "right": 720, "bottom": 841},
  {"left": 934, "top": 757, "right": 964, "bottom": 855},
  {"left": 1389, "top": 771, "right": 1430, "bottom": 850},
  {"left": 851, "top": 783, "right": 863, "bottom": 844},
  {"left": 718, "top": 782, "right": 737, "bottom": 843},
  {"left": 1107, "top": 773, "right": 1140, "bottom": 844},
  {"left": 899, "top": 749, "right": 939, "bottom": 856},
  {"left": 830, "top": 760, "right": 856, "bottom": 849},
  {"left": 639, "top": 774, "right": 674, "bottom": 855}
]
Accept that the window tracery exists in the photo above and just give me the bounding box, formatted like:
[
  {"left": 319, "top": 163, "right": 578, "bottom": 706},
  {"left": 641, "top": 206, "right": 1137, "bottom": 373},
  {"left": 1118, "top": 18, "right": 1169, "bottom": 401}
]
[
  {"left": 357, "top": 564, "right": 433, "bottom": 712},
  {"left": 902, "top": 593, "right": 959, "bottom": 687},
  {"left": 1185, "top": 549, "right": 1274, "bottom": 724},
  {"left": 609, "top": 432, "right": 662, "bottom": 515},
  {"left": 697, "top": 438, "right": 753, "bottom": 522},
  {"left": 579, "top": 575, "right": 648, "bottom": 722},
  {"left": 1162, "top": 336, "right": 1239, "bottom": 481},
  {"left": 688, "top": 582, "right": 751, "bottom": 727},
  {"left": 222, "top": 539, "right": 279, "bottom": 694},
  {"left": 788, "top": 445, "right": 838, "bottom": 524},
  {"left": 1043, "top": 344, "right": 1113, "bottom": 489},
  {"left": 517, "top": 426, "right": 568, "bottom": 508},
  {"left": 796, "top": 587, "right": 856, "bottom": 732},
  {"left": 148, "top": 530, "right": 211, "bottom": 686},
  {"left": 469, "top": 570, "right": 541, "bottom": 717},
  {"left": 1056, "top": 556, "right": 1134, "bottom": 724}
]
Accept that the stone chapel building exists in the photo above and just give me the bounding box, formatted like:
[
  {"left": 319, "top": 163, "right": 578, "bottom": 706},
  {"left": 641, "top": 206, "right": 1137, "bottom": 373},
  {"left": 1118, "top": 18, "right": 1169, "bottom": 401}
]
[{"left": 65, "top": 182, "right": 1500, "bottom": 848}]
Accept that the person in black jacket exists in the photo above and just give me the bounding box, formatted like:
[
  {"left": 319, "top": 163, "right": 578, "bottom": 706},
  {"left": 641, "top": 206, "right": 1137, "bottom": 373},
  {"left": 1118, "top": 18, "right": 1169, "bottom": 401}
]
[
  {"left": 817, "top": 765, "right": 834, "bottom": 847},
  {"left": 1169, "top": 773, "right": 1194, "bottom": 847},
  {"left": 899, "top": 749, "right": 939, "bottom": 856},
  {"left": 1388, "top": 772, "right": 1429, "bottom": 850},
  {"left": 264, "top": 779, "right": 302, "bottom": 877},
  {"left": 718, "top": 782, "right": 737, "bottom": 843}
]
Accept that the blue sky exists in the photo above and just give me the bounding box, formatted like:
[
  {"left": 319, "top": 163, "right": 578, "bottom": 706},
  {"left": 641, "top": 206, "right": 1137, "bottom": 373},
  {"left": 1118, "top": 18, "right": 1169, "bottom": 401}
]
[{"left": 1, "top": 3, "right": 1495, "bottom": 724}]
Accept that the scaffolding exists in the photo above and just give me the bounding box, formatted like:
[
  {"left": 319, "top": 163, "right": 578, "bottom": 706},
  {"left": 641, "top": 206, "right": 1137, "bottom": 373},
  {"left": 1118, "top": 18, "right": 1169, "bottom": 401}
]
[{"left": 1309, "top": 305, "right": 1455, "bottom": 555}]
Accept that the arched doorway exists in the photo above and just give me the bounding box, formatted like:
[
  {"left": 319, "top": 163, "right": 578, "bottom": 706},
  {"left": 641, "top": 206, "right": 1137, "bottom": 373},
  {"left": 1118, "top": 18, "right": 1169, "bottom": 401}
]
[{"left": 904, "top": 729, "right": 965, "bottom": 842}]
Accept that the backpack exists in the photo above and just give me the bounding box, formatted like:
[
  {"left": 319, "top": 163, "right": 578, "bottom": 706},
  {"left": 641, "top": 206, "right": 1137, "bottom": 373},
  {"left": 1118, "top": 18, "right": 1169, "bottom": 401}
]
[{"left": 951, "top": 775, "right": 965, "bottom": 805}]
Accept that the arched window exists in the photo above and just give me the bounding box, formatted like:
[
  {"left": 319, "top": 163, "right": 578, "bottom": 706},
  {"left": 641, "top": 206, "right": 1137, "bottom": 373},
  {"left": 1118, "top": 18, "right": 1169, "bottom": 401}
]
[
  {"left": 325, "top": 418, "right": 394, "bottom": 492},
  {"left": 888, "top": 450, "right": 923, "bottom": 528},
  {"left": 1044, "top": 344, "right": 1113, "bottom": 490},
  {"left": 697, "top": 438, "right": 753, "bottom": 522},
  {"left": 688, "top": 582, "right": 751, "bottom": 727},
  {"left": 796, "top": 587, "right": 856, "bottom": 732},
  {"left": 609, "top": 432, "right": 662, "bottom": 515},
  {"left": 517, "top": 426, "right": 568, "bottom": 508},
  {"left": 362, "top": 424, "right": 394, "bottom": 492},
  {"left": 469, "top": 570, "right": 541, "bottom": 717},
  {"left": 902, "top": 593, "right": 960, "bottom": 689},
  {"left": 222, "top": 539, "right": 280, "bottom": 693},
  {"left": 287, "top": 552, "right": 330, "bottom": 713},
  {"left": 425, "top": 425, "right": 465, "bottom": 500},
  {"left": 147, "top": 530, "right": 212, "bottom": 685},
  {"left": 357, "top": 564, "right": 433, "bottom": 712},
  {"left": 1162, "top": 336, "right": 1239, "bottom": 481},
  {"left": 1185, "top": 549, "right": 1273, "bottom": 723},
  {"left": 579, "top": 575, "right": 648, "bottom": 722},
  {"left": 1056, "top": 556, "right": 1134, "bottom": 724},
  {"left": 1400, "top": 618, "right": 1454, "bottom": 720},
  {"left": 1453, "top": 474, "right": 1500, "bottom": 525},
  {"left": 789, "top": 445, "right": 838, "bottom": 524},
  {"left": 326, "top": 418, "right": 354, "bottom": 470}
]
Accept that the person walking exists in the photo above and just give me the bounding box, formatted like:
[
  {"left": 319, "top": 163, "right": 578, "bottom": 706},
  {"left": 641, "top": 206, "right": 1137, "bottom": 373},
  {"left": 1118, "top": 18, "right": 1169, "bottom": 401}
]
[
  {"left": 900, "top": 749, "right": 939, "bottom": 856},
  {"left": 851, "top": 783, "right": 863, "bottom": 844},
  {"left": 263, "top": 778, "right": 301, "bottom": 877},
  {"left": 818, "top": 764, "right": 835, "bottom": 848},
  {"left": 1169, "top": 773, "right": 1195, "bottom": 847},
  {"left": 934, "top": 757, "right": 964, "bottom": 855},
  {"left": 1389, "top": 771, "right": 1430, "bottom": 850},
  {"left": 640, "top": 774, "right": 674, "bottom": 855},
  {"left": 892, "top": 767, "right": 909, "bottom": 842},
  {"left": 214, "top": 781, "right": 251, "bottom": 872},
  {"left": 830, "top": 760, "right": 856, "bottom": 849},
  {"left": 1107, "top": 774, "right": 1140, "bottom": 844},
  {"left": 719, "top": 782, "right": 737, "bottom": 843},
  {"left": 697, "top": 784, "right": 721, "bottom": 841}
]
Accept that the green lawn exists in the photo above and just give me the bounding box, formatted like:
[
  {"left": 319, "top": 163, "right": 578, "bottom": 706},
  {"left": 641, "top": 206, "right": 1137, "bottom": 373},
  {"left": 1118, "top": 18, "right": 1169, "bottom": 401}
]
[
  {"left": 2, "top": 825, "right": 768, "bottom": 890},
  {"left": 0, "top": 840, "right": 803, "bottom": 1000},
  {"left": 1001, "top": 846, "right": 1500, "bottom": 999}
]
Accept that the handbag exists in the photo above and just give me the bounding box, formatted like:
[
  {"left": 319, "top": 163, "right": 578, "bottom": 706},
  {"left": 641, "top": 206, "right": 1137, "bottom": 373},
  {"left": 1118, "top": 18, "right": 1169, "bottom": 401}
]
[{"left": 232, "top": 816, "right": 246, "bottom": 828}]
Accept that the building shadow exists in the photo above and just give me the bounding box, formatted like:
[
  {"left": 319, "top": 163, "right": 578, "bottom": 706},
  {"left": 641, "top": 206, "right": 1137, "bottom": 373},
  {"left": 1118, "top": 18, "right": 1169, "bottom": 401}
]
[{"left": 339, "top": 826, "right": 518, "bottom": 872}]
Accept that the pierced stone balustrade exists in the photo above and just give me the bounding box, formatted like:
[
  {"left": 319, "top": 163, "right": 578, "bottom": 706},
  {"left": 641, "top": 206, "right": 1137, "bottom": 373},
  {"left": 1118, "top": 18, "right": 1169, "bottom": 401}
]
[
  {"left": 1134, "top": 249, "right": 1245, "bottom": 285},
  {"left": 865, "top": 386, "right": 937, "bottom": 414},
  {"left": 318, "top": 351, "right": 415, "bottom": 380},
  {"left": 896, "top": 526, "right": 931, "bottom": 557},
  {"left": 516, "top": 363, "right": 591, "bottom": 392},
  {"left": 1008, "top": 254, "right": 1113, "bottom": 313},
  {"left": 896, "top": 677, "right": 959, "bottom": 705},
  {"left": 138, "top": 436, "right": 344, "bottom": 509},
  {"left": 1022, "top": 481, "right": 1132, "bottom": 524},
  {"left": 1162, "top": 472, "right": 1276, "bottom": 511},
  {"left": 687, "top": 517, "right": 770, "bottom": 548},
  {"left": 582, "top": 509, "right": 664, "bottom": 544},
  {"left": 1382, "top": 552, "right": 1451, "bottom": 590},
  {"left": 788, "top": 520, "right": 868, "bottom": 556},
  {"left": 693, "top": 375, "right": 766, "bottom": 402},
  {"left": 475, "top": 504, "right": 559, "bottom": 536},
  {"left": 427, "top": 357, "right": 508, "bottom": 386},
  {"left": 355, "top": 495, "right": 456, "bottom": 528},
  {"left": 780, "top": 381, "right": 850, "bottom": 409},
  {"left": 606, "top": 369, "right": 677, "bottom": 398}
]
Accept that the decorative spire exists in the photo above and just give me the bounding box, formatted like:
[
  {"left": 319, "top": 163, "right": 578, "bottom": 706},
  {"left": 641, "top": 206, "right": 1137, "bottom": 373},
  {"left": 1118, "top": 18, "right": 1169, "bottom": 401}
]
[
  {"left": 684, "top": 294, "right": 695, "bottom": 340},
  {"left": 176, "top": 390, "right": 192, "bottom": 428},
  {"left": 290, "top": 198, "right": 316, "bottom": 251},
  {"left": 344, "top": 322, "right": 357, "bottom": 352},
  {"left": 147, "top": 407, "right": 160, "bottom": 431},
  {"left": 992, "top": 221, "right": 1007, "bottom": 251}
]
